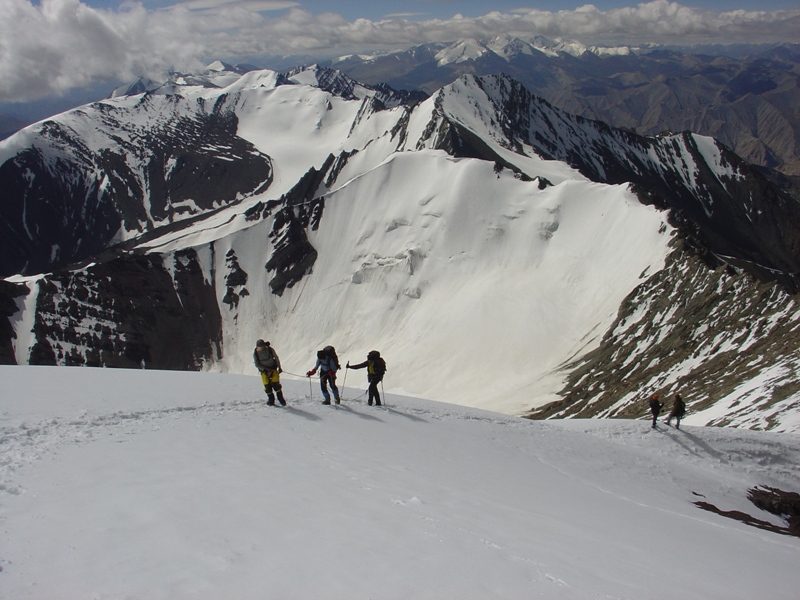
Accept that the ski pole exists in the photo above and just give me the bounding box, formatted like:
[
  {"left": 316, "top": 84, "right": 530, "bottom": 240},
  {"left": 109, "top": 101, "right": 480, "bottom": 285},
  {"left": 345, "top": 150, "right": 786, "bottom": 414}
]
[
  {"left": 342, "top": 364, "right": 349, "bottom": 400},
  {"left": 381, "top": 379, "right": 386, "bottom": 407}
]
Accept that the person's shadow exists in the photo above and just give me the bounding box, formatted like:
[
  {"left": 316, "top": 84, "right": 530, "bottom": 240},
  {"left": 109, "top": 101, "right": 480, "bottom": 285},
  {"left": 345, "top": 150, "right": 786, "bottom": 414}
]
[
  {"left": 283, "top": 406, "right": 322, "bottom": 422},
  {"left": 666, "top": 427, "right": 725, "bottom": 461},
  {"left": 337, "top": 404, "right": 384, "bottom": 422},
  {"left": 383, "top": 406, "right": 427, "bottom": 423}
]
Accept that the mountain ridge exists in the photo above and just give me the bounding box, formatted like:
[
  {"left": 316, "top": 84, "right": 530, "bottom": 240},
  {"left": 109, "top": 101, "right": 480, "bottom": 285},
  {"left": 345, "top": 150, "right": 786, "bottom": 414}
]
[
  {"left": 1, "top": 66, "right": 798, "bottom": 429},
  {"left": 330, "top": 37, "right": 800, "bottom": 177}
]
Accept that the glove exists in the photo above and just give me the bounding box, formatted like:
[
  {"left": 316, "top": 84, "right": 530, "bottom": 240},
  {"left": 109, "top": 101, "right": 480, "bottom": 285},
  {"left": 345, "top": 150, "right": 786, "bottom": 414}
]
[
  {"left": 328, "top": 371, "right": 335, "bottom": 378},
  {"left": 346, "top": 362, "right": 350, "bottom": 369},
  {"left": 307, "top": 369, "right": 316, "bottom": 377},
  {"left": 278, "top": 367, "right": 282, "bottom": 374}
]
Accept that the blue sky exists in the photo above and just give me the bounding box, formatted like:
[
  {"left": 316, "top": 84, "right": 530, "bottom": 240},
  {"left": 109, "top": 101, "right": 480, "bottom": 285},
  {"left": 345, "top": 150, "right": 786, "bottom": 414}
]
[{"left": 4, "top": 1, "right": 800, "bottom": 103}]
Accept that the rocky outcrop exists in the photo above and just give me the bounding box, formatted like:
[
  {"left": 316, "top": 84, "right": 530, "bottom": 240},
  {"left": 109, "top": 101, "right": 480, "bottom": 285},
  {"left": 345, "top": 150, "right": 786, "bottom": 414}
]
[
  {"left": 0, "top": 280, "right": 28, "bottom": 364},
  {"left": 526, "top": 245, "right": 800, "bottom": 431},
  {"left": 26, "top": 250, "right": 222, "bottom": 370},
  {"left": 0, "top": 95, "right": 273, "bottom": 278}
]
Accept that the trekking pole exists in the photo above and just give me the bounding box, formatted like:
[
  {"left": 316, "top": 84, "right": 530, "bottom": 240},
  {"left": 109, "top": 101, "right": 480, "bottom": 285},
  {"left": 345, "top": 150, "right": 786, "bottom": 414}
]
[
  {"left": 342, "top": 365, "right": 349, "bottom": 400},
  {"left": 381, "top": 379, "right": 386, "bottom": 408}
]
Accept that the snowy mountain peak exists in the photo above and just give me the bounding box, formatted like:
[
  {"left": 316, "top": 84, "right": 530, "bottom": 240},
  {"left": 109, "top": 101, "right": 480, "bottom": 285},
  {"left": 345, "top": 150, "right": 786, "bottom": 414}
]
[
  {"left": 425, "top": 36, "right": 637, "bottom": 66},
  {"left": 285, "top": 64, "right": 427, "bottom": 107},
  {"left": 434, "top": 38, "right": 489, "bottom": 66},
  {"left": 206, "top": 60, "right": 233, "bottom": 72},
  {"left": 109, "top": 76, "right": 160, "bottom": 98}
]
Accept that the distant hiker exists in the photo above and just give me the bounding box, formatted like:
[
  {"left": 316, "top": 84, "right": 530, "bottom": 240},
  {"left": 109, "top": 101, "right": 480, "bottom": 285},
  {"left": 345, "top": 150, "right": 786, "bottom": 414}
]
[
  {"left": 648, "top": 393, "right": 663, "bottom": 429},
  {"left": 254, "top": 339, "right": 285, "bottom": 406},
  {"left": 665, "top": 394, "right": 686, "bottom": 429},
  {"left": 347, "top": 350, "right": 387, "bottom": 406},
  {"left": 307, "top": 345, "right": 341, "bottom": 405}
]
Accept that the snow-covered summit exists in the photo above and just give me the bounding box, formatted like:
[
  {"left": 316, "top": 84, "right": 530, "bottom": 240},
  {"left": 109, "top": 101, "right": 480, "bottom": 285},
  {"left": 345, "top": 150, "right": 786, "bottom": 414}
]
[
  {"left": 434, "top": 38, "right": 490, "bottom": 65},
  {"left": 424, "top": 36, "right": 638, "bottom": 66}
]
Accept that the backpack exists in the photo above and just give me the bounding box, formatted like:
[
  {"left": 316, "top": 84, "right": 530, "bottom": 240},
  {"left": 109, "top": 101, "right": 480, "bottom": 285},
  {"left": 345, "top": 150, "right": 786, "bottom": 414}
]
[
  {"left": 373, "top": 356, "right": 386, "bottom": 376},
  {"left": 368, "top": 350, "right": 386, "bottom": 376},
  {"left": 263, "top": 346, "right": 277, "bottom": 369},
  {"left": 256, "top": 344, "right": 277, "bottom": 369},
  {"left": 322, "top": 345, "right": 339, "bottom": 370}
]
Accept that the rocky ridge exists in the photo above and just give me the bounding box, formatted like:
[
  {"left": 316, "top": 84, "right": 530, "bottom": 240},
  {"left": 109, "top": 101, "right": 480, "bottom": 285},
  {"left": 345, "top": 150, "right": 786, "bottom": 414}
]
[{"left": 528, "top": 244, "right": 800, "bottom": 431}]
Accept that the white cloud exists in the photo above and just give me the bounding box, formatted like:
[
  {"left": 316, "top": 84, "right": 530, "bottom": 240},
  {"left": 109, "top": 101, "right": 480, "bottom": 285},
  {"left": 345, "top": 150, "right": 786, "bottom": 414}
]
[
  {"left": 1, "top": 0, "right": 207, "bottom": 102},
  {"left": 172, "top": 0, "right": 299, "bottom": 13},
  {"left": 1, "top": 0, "right": 798, "bottom": 103}
]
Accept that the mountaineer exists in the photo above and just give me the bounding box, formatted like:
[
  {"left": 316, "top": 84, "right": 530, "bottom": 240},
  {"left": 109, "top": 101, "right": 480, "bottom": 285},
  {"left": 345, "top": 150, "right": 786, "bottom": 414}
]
[
  {"left": 307, "top": 345, "right": 341, "bottom": 405},
  {"left": 347, "top": 350, "right": 387, "bottom": 406},
  {"left": 254, "top": 339, "right": 285, "bottom": 406}
]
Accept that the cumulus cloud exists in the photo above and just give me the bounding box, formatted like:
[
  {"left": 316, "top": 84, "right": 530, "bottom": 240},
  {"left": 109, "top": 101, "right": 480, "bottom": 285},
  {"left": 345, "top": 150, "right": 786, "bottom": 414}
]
[{"left": 1, "top": 0, "right": 798, "bottom": 103}]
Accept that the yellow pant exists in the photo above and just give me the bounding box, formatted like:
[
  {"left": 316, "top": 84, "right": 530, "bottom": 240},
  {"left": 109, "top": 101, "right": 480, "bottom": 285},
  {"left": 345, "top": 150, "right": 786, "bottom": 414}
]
[{"left": 261, "top": 370, "right": 280, "bottom": 385}]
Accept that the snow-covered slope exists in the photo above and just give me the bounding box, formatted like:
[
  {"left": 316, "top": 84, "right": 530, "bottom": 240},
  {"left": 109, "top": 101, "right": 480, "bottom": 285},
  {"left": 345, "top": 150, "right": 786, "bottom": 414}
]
[
  {"left": 1, "top": 68, "right": 799, "bottom": 428},
  {"left": 218, "top": 150, "right": 669, "bottom": 414},
  {"left": 1, "top": 366, "right": 799, "bottom": 598}
]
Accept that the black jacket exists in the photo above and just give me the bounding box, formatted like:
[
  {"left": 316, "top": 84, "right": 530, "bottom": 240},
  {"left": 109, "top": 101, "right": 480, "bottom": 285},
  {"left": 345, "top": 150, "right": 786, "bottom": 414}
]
[{"left": 350, "top": 358, "right": 385, "bottom": 382}]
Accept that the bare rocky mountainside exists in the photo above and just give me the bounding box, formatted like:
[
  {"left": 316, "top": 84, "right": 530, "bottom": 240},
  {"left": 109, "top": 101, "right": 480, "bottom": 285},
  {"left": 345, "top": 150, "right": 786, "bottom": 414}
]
[
  {"left": 527, "top": 246, "right": 800, "bottom": 430},
  {"left": 1, "top": 66, "right": 798, "bottom": 430}
]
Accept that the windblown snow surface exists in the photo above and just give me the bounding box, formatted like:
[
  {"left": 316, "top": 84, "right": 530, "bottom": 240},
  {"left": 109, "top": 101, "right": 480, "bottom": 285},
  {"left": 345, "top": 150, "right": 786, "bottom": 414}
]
[{"left": 1, "top": 366, "right": 798, "bottom": 599}]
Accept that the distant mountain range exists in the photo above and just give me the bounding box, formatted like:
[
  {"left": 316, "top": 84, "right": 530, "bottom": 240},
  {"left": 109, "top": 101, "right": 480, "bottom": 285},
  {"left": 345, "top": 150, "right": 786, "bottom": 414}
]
[
  {"left": 1, "top": 64, "right": 798, "bottom": 430},
  {"left": 3, "top": 36, "right": 799, "bottom": 180},
  {"left": 324, "top": 37, "right": 800, "bottom": 179}
]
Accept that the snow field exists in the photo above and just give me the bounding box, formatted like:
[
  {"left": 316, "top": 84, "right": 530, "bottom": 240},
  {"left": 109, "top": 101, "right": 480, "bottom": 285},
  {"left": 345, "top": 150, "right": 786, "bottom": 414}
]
[
  {"left": 1, "top": 366, "right": 799, "bottom": 599},
  {"left": 215, "top": 148, "right": 672, "bottom": 414}
]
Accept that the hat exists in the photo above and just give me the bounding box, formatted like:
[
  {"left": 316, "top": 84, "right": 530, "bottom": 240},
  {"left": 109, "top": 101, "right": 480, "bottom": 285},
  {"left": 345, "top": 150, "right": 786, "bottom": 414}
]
[{"left": 256, "top": 339, "right": 266, "bottom": 346}]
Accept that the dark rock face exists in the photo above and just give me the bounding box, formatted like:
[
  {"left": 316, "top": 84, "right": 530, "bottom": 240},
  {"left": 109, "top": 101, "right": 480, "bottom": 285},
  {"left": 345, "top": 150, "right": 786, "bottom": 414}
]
[
  {"left": 0, "top": 280, "right": 28, "bottom": 364},
  {"left": 0, "top": 94, "right": 273, "bottom": 278},
  {"left": 264, "top": 159, "right": 338, "bottom": 295},
  {"left": 26, "top": 250, "right": 222, "bottom": 370},
  {"left": 222, "top": 250, "right": 249, "bottom": 310},
  {"left": 0, "top": 143, "right": 123, "bottom": 279},
  {"left": 694, "top": 486, "right": 800, "bottom": 538},
  {"left": 265, "top": 206, "right": 318, "bottom": 297},
  {"left": 246, "top": 152, "right": 358, "bottom": 296},
  {"left": 748, "top": 486, "right": 800, "bottom": 537}
]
